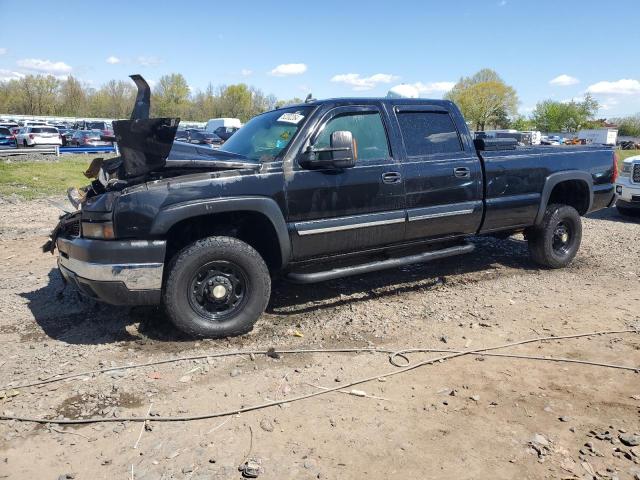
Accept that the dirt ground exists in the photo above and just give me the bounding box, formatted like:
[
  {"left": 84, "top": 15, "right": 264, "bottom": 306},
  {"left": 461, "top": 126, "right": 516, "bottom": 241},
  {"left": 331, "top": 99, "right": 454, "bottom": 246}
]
[{"left": 0, "top": 196, "right": 639, "bottom": 480}]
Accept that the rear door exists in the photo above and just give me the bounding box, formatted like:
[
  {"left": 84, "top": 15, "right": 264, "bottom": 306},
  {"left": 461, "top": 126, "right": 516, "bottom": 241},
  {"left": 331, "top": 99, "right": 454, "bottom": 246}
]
[
  {"left": 285, "top": 105, "right": 405, "bottom": 260},
  {"left": 394, "top": 105, "right": 483, "bottom": 241}
]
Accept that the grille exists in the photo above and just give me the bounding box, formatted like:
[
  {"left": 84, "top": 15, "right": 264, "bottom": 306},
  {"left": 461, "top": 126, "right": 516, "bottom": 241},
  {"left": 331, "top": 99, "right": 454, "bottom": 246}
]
[
  {"left": 633, "top": 163, "right": 640, "bottom": 183},
  {"left": 60, "top": 214, "right": 81, "bottom": 237}
]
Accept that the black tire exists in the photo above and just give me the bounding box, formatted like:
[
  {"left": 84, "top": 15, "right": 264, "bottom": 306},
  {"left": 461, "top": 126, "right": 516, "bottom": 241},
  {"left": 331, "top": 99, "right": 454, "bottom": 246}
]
[
  {"left": 163, "top": 236, "right": 271, "bottom": 338},
  {"left": 527, "top": 204, "right": 582, "bottom": 268},
  {"left": 23, "top": 140, "right": 28, "bottom": 148}
]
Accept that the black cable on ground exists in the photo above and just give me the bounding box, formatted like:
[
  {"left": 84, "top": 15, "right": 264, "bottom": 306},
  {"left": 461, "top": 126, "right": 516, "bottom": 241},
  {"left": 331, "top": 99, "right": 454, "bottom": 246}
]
[{"left": 0, "top": 328, "right": 636, "bottom": 425}]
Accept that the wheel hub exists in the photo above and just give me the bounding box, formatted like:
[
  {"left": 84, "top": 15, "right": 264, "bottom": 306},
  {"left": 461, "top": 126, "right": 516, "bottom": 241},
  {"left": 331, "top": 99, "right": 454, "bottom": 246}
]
[
  {"left": 207, "top": 276, "right": 232, "bottom": 301},
  {"left": 552, "top": 222, "right": 571, "bottom": 253},
  {"left": 188, "top": 261, "right": 248, "bottom": 322}
]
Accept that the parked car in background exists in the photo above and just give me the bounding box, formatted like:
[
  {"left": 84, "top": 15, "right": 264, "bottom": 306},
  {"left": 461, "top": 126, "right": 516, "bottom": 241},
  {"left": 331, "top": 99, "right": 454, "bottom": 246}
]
[
  {"left": 0, "top": 127, "right": 17, "bottom": 147},
  {"left": 541, "top": 135, "right": 563, "bottom": 145},
  {"left": 187, "top": 129, "right": 221, "bottom": 146},
  {"left": 204, "top": 117, "right": 241, "bottom": 133},
  {"left": 58, "top": 128, "right": 75, "bottom": 146},
  {"left": 212, "top": 126, "right": 239, "bottom": 142},
  {"left": 69, "top": 130, "right": 112, "bottom": 147},
  {"left": 0, "top": 122, "right": 19, "bottom": 131},
  {"left": 174, "top": 129, "right": 189, "bottom": 142},
  {"left": 15, "top": 126, "right": 62, "bottom": 147},
  {"left": 615, "top": 154, "right": 640, "bottom": 216}
]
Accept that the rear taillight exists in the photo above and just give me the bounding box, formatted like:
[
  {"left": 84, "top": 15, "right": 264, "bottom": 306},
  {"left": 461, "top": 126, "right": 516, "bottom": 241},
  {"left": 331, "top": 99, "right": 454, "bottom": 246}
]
[
  {"left": 28, "top": 134, "right": 34, "bottom": 139},
  {"left": 612, "top": 151, "right": 619, "bottom": 183},
  {"left": 83, "top": 138, "right": 90, "bottom": 144}
]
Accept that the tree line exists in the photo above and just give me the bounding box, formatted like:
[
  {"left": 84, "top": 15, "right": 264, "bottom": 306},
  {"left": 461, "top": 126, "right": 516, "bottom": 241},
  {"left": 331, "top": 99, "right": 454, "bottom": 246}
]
[
  {"left": 1, "top": 69, "right": 637, "bottom": 134},
  {"left": 0, "top": 73, "right": 303, "bottom": 122}
]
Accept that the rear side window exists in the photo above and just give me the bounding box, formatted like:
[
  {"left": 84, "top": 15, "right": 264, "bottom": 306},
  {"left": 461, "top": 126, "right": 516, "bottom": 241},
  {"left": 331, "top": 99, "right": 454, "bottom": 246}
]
[
  {"left": 397, "top": 111, "right": 462, "bottom": 156},
  {"left": 314, "top": 112, "right": 390, "bottom": 161}
]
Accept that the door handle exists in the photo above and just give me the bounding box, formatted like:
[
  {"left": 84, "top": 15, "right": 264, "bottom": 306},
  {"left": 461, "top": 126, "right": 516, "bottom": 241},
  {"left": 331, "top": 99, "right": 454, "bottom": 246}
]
[
  {"left": 454, "top": 167, "right": 471, "bottom": 178},
  {"left": 382, "top": 172, "right": 402, "bottom": 184}
]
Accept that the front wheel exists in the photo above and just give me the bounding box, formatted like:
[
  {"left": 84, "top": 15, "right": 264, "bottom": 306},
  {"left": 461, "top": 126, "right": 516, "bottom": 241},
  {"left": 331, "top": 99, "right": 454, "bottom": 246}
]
[
  {"left": 527, "top": 204, "right": 582, "bottom": 268},
  {"left": 163, "top": 236, "right": 271, "bottom": 338}
]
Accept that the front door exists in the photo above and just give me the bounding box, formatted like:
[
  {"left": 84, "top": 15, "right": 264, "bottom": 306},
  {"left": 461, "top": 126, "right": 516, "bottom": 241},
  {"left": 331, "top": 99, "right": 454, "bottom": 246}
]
[{"left": 285, "top": 105, "right": 405, "bottom": 260}]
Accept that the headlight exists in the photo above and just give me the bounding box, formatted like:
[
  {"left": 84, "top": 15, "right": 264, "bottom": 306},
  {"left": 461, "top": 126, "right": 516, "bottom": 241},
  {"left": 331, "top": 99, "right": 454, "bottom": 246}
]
[
  {"left": 82, "top": 221, "right": 114, "bottom": 239},
  {"left": 621, "top": 164, "right": 631, "bottom": 176}
]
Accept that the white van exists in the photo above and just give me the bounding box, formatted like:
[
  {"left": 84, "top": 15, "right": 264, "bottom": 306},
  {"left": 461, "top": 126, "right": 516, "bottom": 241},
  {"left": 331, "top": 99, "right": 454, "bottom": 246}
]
[{"left": 205, "top": 118, "right": 241, "bottom": 133}]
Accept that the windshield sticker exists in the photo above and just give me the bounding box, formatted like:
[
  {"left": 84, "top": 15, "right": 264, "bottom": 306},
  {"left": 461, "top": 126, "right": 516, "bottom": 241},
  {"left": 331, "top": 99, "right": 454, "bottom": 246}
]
[{"left": 277, "top": 113, "right": 305, "bottom": 124}]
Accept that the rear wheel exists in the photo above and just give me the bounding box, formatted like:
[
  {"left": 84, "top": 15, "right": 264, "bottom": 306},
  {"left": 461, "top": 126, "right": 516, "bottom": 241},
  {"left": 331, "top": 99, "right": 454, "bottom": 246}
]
[
  {"left": 23, "top": 140, "right": 28, "bottom": 148},
  {"left": 527, "top": 204, "right": 582, "bottom": 268},
  {"left": 163, "top": 236, "right": 271, "bottom": 338}
]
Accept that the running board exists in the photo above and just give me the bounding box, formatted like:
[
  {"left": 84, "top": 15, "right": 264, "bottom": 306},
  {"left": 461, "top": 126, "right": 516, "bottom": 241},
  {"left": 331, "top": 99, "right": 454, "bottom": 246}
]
[{"left": 286, "top": 242, "right": 475, "bottom": 284}]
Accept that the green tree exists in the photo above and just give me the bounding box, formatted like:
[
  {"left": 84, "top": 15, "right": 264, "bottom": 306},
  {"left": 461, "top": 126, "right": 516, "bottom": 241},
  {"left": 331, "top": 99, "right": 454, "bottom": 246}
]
[
  {"left": 445, "top": 69, "right": 518, "bottom": 130},
  {"left": 612, "top": 114, "right": 640, "bottom": 137},
  {"left": 531, "top": 95, "right": 599, "bottom": 132},
  {"left": 509, "top": 115, "right": 534, "bottom": 131},
  {"left": 58, "top": 76, "right": 87, "bottom": 116},
  {"left": 275, "top": 97, "right": 305, "bottom": 108},
  {"left": 153, "top": 73, "right": 190, "bottom": 117}
]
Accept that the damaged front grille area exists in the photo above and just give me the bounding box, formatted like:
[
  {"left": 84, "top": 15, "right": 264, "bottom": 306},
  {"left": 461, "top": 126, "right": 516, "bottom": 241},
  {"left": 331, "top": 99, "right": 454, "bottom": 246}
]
[
  {"left": 59, "top": 212, "right": 81, "bottom": 238},
  {"left": 42, "top": 211, "right": 82, "bottom": 254}
]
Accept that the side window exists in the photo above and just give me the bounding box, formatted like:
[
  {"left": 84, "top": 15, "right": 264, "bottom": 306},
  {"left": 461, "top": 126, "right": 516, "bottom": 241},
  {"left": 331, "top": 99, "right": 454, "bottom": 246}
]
[
  {"left": 314, "top": 112, "right": 390, "bottom": 161},
  {"left": 397, "top": 111, "right": 462, "bottom": 156}
]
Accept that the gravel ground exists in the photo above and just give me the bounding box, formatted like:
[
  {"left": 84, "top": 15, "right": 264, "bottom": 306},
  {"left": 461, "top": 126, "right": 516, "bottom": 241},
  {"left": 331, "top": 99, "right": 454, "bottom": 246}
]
[{"left": 0, "top": 197, "right": 639, "bottom": 479}]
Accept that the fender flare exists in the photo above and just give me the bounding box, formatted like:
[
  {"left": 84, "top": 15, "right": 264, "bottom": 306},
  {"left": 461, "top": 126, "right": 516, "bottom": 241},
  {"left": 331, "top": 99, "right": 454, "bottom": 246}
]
[
  {"left": 534, "top": 171, "right": 593, "bottom": 225},
  {"left": 150, "top": 196, "right": 291, "bottom": 268}
]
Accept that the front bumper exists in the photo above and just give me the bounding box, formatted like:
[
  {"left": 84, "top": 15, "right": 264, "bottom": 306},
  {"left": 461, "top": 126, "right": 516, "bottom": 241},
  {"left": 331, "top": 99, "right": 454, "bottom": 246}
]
[
  {"left": 615, "top": 176, "right": 640, "bottom": 208},
  {"left": 57, "top": 236, "right": 166, "bottom": 305}
]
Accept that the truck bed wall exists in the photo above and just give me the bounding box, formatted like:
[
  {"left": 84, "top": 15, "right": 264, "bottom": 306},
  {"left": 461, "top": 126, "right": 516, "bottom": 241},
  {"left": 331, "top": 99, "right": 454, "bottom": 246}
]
[{"left": 479, "top": 145, "right": 615, "bottom": 233}]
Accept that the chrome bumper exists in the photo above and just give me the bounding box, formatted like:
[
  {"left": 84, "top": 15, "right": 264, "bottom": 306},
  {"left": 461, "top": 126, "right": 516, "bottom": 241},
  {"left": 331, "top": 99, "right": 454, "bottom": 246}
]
[{"left": 58, "top": 255, "right": 163, "bottom": 290}]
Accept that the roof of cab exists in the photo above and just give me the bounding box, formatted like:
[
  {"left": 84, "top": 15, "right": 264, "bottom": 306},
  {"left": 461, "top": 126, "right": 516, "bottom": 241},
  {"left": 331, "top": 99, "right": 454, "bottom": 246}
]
[{"left": 284, "top": 97, "right": 455, "bottom": 109}]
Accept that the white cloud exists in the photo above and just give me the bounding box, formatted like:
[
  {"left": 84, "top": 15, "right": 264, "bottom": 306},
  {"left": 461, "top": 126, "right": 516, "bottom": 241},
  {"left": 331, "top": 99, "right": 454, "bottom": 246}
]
[
  {"left": 136, "top": 56, "right": 163, "bottom": 67},
  {"left": 17, "top": 58, "right": 72, "bottom": 74},
  {"left": 549, "top": 74, "right": 579, "bottom": 86},
  {"left": 106, "top": 56, "right": 121, "bottom": 64},
  {"left": 269, "top": 63, "right": 307, "bottom": 76},
  {"left": 331, "top": 73, "right": 399, "bottom": 91},
  {"left": 0, "top": 69, "right": 24, "bottom": 81},
  {"left": 240, "top": 69, "right": 253, "bottom": 77},
  {"left": 0, "top": 48, "right": 7, "bottom": 55},
  {"left": 586, "top": 79, "right": 640, "bottom": 95},
  {"left": 412, "top": 81, "right": 455, "bottom": 94}
]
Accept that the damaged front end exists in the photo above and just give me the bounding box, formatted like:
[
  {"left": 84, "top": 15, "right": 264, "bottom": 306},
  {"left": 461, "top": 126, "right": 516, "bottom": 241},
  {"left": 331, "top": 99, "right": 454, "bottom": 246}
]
[
  {"left": 44, "top": 73, "right": 261, "bottom": 255},
  {"left": 44, "top": 74, "right": 179, "bottom": 254}
]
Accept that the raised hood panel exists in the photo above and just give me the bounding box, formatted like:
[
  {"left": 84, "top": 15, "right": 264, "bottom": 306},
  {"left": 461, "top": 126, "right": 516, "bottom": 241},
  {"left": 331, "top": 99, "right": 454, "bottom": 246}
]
[{"left": 112, "top": 117, "right": 179, "bottom": 178}]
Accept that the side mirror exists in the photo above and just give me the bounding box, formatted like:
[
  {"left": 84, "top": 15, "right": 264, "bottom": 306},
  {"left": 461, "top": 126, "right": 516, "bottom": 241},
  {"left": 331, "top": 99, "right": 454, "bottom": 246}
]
[{"left": 301, "top": 130, "right": 358, "bottom": 169}]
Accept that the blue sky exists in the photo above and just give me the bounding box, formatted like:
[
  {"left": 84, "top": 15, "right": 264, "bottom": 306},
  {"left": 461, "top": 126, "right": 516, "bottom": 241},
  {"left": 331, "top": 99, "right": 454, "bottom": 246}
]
[{"left": 1, "top": 0, "right": 639, "bottom": 117}]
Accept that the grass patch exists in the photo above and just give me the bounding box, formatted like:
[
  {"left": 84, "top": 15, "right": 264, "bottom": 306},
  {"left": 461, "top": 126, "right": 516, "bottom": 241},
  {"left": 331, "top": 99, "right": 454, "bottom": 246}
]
[
  {"left": 0, "top": 155, "right": 95, "bottom": 199},
  {"left": 618, "top": 149, "right": 639, "bottom": 166}
]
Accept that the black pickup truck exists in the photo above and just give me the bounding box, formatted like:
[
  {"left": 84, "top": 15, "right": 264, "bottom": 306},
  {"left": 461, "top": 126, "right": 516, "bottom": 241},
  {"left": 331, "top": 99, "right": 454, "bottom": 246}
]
[{"left": 50, "top": 75, "right": 618, "bottom": 338}]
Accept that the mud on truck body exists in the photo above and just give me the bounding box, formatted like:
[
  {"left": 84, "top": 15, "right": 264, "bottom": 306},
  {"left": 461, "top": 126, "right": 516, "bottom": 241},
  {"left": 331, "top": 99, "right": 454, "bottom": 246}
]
[{"left": 46, "top": 75, "right": 619, "bottom": 338}]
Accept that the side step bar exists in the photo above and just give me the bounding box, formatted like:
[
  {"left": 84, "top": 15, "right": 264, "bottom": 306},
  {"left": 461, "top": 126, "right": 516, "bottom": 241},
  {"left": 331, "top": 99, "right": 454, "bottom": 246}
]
[{"left": 286, "top": 242, "right": 475, "bottom": 284}]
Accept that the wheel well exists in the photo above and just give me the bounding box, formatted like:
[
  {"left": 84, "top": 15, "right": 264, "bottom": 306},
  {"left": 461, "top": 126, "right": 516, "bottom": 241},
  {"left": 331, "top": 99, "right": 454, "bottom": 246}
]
[
  {"left": 164, "top": 211, "right": 282, "bottom": 271},
  {"left": 547, "top": 180, "right": 590, "bottom": 215}
]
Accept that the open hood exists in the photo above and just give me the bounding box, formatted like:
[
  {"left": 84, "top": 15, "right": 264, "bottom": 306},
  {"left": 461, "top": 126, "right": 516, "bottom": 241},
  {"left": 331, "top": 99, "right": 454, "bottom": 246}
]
[
  {"left": 113, "top": 117, "right": 180, "bottom": 178},
  {"left": 112, "top": 74, "right": 180, "bottom": 178}
]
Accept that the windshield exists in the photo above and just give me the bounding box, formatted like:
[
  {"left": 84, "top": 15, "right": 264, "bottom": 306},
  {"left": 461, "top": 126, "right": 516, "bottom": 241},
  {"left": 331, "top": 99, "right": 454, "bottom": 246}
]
[{"left": 219, "top": 106, "right": 313, "bottom": 162}]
